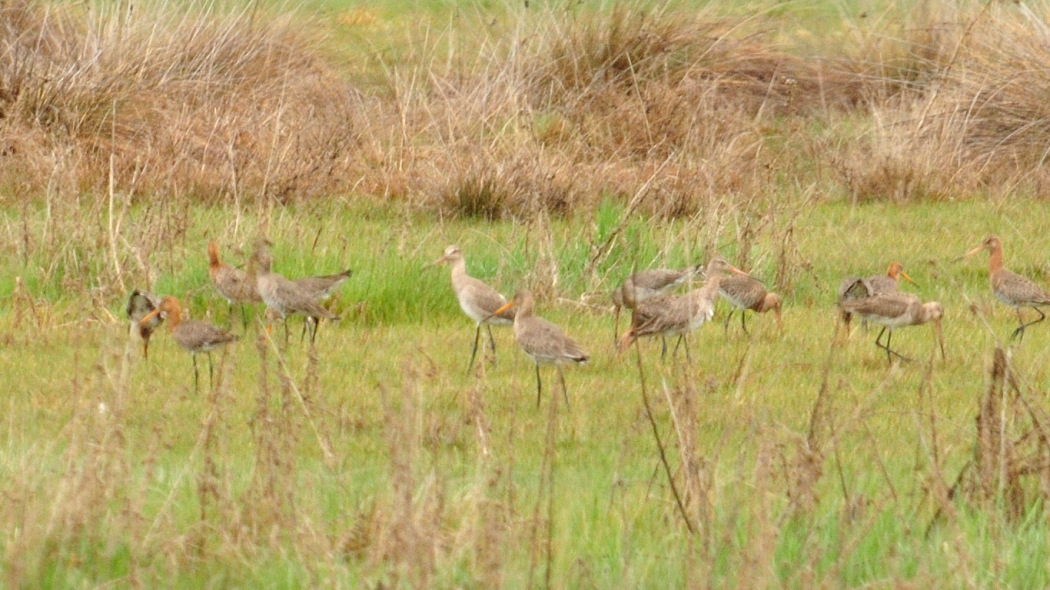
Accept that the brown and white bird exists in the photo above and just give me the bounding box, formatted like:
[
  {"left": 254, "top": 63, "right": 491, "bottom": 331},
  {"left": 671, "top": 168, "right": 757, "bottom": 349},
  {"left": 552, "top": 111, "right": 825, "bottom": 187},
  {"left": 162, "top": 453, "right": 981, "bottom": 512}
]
[
  {"left": 126, "top": 289, "right": 163, "bottom": 359},
  {"left": 838, "top": 292, "right": 944, "bottom": 363},
  {"left": 838, "top": 261, "right": 915, "bottom": 327},
  {"left": 610, "top": 264, "right": 702, "bottom": 343},
  {"left": 292, "top": 267, "right": 352, "bottom": 341},
  {"left": 491, "top": 289, "right": 588, "bottom": 408},
  {"left": 432, "top": 245, "right": 515, "bottom": 373},
  {"left": 208, "top": 241, "right": 262, "bottom": 328},
  {"left": 965, "top": 234, "right": 1050, "bottom": 342},
  {"left": 140, "top": 296, "right": 239, "bottom": 392},
  {"left": 253, "top": 238, "right": 339, "bottom": 344},
  {"left": 617, "top": 257, "right": 746, "bottom": 361},
  {"left": 718, "top": 274, "right": 783, "bottom": 335}
]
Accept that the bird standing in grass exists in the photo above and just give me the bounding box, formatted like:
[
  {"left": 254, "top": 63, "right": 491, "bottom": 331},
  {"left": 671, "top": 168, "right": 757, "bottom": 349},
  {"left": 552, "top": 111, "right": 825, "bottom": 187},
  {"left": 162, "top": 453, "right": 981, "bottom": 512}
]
[
  {"left": 252, "top": 238, "right": 340, "bottom": 344},
  {"left": 718, "top": 274, "right": 782, "bottom": 335},
  {"left": 610, "top": 264, "right": 702, "bottom": 344},
  {"left": 491, "top": 289, "right": 588, "bottom": 408},
  {"left": 617, "top": 257, "right": 747, "bottom": 361},
  {"left": 432, "top": 245, "right": 515, "bottom": 373},
  {"left": 208, "top": 241, "right": 262, "bottom": 328},
  {"left": 140, "top": 296, "right": 239, "bottom": 392},
  {"left": 126, "top": 289, "right": 163, "bottom": 359},
  {"left": 838, "top": 261, "right": 915, "bottom": 328},
  {"left": 838, "top": 292, "right": 944, "bottom": 364},
  {"left": 964, "top": 234, "right": 1050, "bottom": 342}
]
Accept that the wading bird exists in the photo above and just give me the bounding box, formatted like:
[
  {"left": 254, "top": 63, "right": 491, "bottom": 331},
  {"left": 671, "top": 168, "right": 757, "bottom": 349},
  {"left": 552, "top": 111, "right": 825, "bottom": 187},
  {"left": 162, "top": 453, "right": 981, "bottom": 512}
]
[
  {"left": 718, "top": 274, "right": 782, "bottom": 335},
  {"left": 208, "top": 241, "right": 262, "bottom": 328},
  {"left": 964, "top": 235, "right": 1050, "bottom": 342},
  {"left": 126, "top": 289, "right": 163, "bottom": 359},
  {"left": 610, "top": 264, "right": 702, "bottom": 343},
  {"left": 838, "top": 261, "right": 915, "bottom": 328},
  {"left": 838, "top": 292, "right": 944, "bottom": 364},
  {"left": 140, "top": 296, "right": 239, "bottom": 392},
  {"left": 617, "top": 257, "right": 746, "bottom": 361},
  {"left": 253, "top": 239, "right": 340, "bottom": 344},
  {"left": 432, "top": 245, "right": 515, "bottom": 373},
  {"left": 491, "top": 289, "right": 588, "bottom": 408}
]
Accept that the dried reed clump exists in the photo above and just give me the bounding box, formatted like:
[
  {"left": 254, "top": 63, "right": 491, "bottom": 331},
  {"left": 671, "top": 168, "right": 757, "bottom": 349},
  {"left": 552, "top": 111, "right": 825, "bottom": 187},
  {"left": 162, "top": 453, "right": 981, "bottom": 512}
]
[
  {"left": 955, "top": 347, "right": 1050, "bottom": 522},
  {"left": 837, "top": 2, "right": 1050, "bottom": 200},
  {"left": 0, "top": 0, "right": 364, "bottom": 204}
]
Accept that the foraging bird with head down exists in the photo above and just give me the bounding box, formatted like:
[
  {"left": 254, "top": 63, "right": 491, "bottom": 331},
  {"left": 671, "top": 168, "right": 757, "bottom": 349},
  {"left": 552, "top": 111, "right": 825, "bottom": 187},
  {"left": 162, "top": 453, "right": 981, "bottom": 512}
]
[
  {"left": 838, "top": 292, "right": 944, "bottom": 364},
  {"left": 617, "top": 256, "right": 747, "bottom": 361},
  {"left": 139, "top": 296, "right": 239, "bottom": 392}
]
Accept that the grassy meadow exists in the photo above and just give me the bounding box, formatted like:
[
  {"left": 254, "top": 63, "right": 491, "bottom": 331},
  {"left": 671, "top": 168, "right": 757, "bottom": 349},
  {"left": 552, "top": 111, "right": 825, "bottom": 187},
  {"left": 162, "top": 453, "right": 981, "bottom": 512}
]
[{"left": 6, "top": 0, "right": 1050, "bottom": 587}]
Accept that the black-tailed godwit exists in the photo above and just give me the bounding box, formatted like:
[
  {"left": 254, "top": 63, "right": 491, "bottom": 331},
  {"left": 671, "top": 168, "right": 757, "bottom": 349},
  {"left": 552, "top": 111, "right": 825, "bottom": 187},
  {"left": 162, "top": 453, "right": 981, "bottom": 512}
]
[
  {"left": 617, "top": 257, "right": 746, "bottom": 361},
  {"left": 433, "top": 245, "right": 515, "bottom": 373},
  {"left": 208, "top": 241, "right": 262, "bottom": 328},
  {"left": 965, "top": 235, "right": 1050, "bottom": 342},
  {"left": 140, "top": 296, "right": 239, "bottom": 391},
  {"left": 718, "top": 274, "right": 782, "bottom": 335},
  {"left": 839, "top": 292, "right": 944, "bottom": 363},
  {"left": 126, "top": 289, "right": 163, "bottom": 359},
  {"left": 491, "top": 289, "right": 588, "bottom": 408}
]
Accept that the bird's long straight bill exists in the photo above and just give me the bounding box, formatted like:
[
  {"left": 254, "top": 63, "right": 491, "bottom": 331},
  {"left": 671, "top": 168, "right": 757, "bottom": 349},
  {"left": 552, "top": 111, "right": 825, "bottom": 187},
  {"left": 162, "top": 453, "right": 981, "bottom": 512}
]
[
  {"left": 934, "top": 319, "right": 946, "bottom": 360},
  {"left": 484, "top": 300, "right": 514, "bottom": 323},
  {"left": 900, "top": 272, "right": 917, "bottom": 287},
  {"left": 141, "top": 308, "right": 162, "bottom": 327},
  {"left": 962, "top": 245, "right": 985, "bottom": 259}
]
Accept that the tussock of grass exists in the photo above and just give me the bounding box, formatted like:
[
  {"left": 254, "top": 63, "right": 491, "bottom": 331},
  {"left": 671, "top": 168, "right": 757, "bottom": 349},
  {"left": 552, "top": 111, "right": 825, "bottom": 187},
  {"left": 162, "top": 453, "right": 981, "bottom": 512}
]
[{"left": 0, "top": 0, "right": 363, "bottom": 204}]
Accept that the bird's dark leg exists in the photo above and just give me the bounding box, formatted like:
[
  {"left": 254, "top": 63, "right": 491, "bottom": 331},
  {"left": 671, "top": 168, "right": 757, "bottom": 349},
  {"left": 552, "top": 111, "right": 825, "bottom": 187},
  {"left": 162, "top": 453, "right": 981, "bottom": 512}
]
[
  {"left": 207, "top": 352, "right": 214, "bottom": 388},
  {"left": 226, "top": 302, "right": 235, "bottom": 329},
  {"left": 535, "top": 363, "right": 543, "bottom": 408},
  {"left": 741, "top": 311, "right": 750, "bottom": 336},
  {"left": 557, "top": 365, "right": 570, "bottom": 411},
  {"left": 486, "top": 324, "right": 497, "bottom": 353},
  {"left": 309, "top": 317, "right": 319, "bottom": 344},
  {"left": 661, "top": 336, "right": 668, "bottom": 360},
  {"left": 192, "top": 354, "right": 200, "bottom": 394},
  {"left": 467, "top": 324, "right": 482, "bottom": 375},
  {"left": 672, "top": 333, "right": 688, "bottom": 361},
  {"left": 723, "top": 310, "right": 734, "bottom": 334},
  {"left": 1011, "top": 307, "right": 1045, "bottom": 342},
  {"left": 240, "top": 304, "right": 249, "bottom": 329},
  {"left": 283, "top": 320, "right": 290, "bottom": 347},
  {"left": 875, "top": 327, "right": 909, "bottom": 363},
  {"left": 613, "top": 305, "right": 621, "bottom": 343}
]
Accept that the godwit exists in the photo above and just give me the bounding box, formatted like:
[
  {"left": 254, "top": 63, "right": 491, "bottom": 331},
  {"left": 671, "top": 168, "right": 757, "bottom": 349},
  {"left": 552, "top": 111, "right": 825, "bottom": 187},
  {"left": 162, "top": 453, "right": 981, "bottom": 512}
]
[
  {"left": 432, "top": 245, "right": 516, "bottom": 373},
  {"left": 208, "top": 241, "right": 262, "bottom": 328},
  {"left": 490, "top": 289, "right": 588, "bottom": 408},
  {"left": 617, "top": 257, "right": 746, "bottom": 361},
  {"left": 838, "top": 292, "right": 944, "bottom": 363},
  {"left": 294, "top": 268, "right": 353, "bottom": 342},
  {"left": 140, "top": 296, "right": 239, "bottom": 392},
  {"left": 718, "top": 274, "right": 782, "bottom": 335},
  {"left": 965, "top": 235, "right": 1050, "bottom": 342},
  {"left": 253, "top": 238, "right": 340, "bottom": 344},
  {"left": 838, "top": 261, "right": 915, "bottom": 327},
  {"left": 611, "top": 265, "right": 702, "bottom": 343},
  {"left": 126, "top": 289, "right": 163, "bottom": 359}
]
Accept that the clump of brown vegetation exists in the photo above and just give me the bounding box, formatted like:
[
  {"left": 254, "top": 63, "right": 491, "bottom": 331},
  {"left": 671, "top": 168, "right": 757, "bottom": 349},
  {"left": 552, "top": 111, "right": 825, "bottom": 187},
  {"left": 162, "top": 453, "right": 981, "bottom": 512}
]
[{"left": 0, "top": 0, "right": 364, "bottom": 204}]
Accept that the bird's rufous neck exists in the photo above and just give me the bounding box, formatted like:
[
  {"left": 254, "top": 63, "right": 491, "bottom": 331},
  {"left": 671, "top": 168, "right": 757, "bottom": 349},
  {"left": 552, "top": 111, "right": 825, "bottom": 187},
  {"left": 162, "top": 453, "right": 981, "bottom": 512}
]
[{"left": 987, "top": 243, "right": 1004, "bottom": 274}]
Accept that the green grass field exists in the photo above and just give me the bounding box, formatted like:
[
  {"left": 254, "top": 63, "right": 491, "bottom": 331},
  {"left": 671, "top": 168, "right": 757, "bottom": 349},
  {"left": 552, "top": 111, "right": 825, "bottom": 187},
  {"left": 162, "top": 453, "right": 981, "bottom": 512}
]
[
  {"left": 7, "top": 196, "right": 1050, "bottom": 587},
  {"left": 6, "top": 0, "right": 1050, "bottom": 587}
]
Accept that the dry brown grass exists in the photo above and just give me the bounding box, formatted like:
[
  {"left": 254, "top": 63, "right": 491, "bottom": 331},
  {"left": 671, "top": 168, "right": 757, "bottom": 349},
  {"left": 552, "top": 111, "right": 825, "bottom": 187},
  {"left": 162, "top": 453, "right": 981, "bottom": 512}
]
[{"left": 0, "top": 0, "right": 365, "bottom": 204}]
